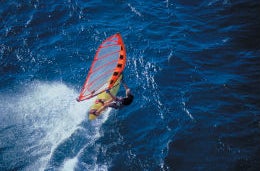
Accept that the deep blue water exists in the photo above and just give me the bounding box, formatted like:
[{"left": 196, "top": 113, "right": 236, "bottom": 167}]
[{"left": 1, "top": 0, "right": 260, "bottom": 170}]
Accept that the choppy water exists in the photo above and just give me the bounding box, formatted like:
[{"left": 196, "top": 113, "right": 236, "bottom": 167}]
[{"left": 0, "top": 1, "right": 260, "bottom": 170}]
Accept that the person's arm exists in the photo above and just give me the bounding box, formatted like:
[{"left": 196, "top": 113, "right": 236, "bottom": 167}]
[
  {"left": 122, "top": 82, "right": 131, "bottom": 96},
  {"left": 122, "top": 82, "right": 129, "bottom": 90}
]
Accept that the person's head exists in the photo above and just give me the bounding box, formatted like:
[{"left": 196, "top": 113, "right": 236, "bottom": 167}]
[{"left": 122, "top": 89, "right": 134, "bottom": 105}]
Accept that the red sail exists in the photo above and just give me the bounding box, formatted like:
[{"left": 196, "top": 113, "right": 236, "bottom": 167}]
[{"left": 78, "top": 33, "right": 126, "bottom": 101}]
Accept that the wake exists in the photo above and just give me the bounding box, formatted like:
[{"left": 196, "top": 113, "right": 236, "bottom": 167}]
[{"left": 0, "top": 81, "right": 109, "bottom": 171}]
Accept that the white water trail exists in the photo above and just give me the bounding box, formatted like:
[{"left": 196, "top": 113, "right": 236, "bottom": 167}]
[
  {"left": 60, "top": 108, "right": 111, "bottom": 171},
  {"left": 61, "top": 158, "right": 78, "bottom": 171},
  {"left": 6, "top": 81, "right": 91, "bottom": 171}
]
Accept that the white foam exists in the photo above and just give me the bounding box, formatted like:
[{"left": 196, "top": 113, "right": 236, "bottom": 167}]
[
  {"left": 128, "top": 3, "right": 142, "bottom": 17},
  {"left": 60, "top": 108, "right": 111, "bottom": 171},
  {"left": 25, "top": 15, "right": 33, "bottom": 28},
  {"left": 182, "top": 101, "right": 195, "bottom": 121},
  {"left": 61, "top": 157, "right": 78, "bottom": 171},
  {"left": 8, "top": 81, "right": 90, "bottom": 171}
]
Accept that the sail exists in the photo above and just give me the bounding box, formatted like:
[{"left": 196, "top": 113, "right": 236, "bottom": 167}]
[{"left": 78, "top": 33, "right": 126, "bottom": 101}]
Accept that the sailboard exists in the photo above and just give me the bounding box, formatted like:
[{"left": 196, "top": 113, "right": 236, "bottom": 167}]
[
  {"left": 88, "top": 75, "right": 122, "bottom": 120},
  {"left": 77, "top": 33, "right": 126, "bottom": 119}
]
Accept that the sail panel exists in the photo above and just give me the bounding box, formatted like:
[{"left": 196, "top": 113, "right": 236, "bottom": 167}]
[{"left": 78, "top": 33, "right": 126, "bottom": 101}]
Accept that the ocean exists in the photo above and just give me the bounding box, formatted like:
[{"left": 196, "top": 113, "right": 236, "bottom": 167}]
[{"left": 0, "top": 0, "right": 260, "bottom": 170}]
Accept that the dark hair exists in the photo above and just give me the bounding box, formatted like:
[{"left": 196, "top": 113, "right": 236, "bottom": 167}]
[{"left": 122, "top": 94, "right": 134, "bottom": 105}]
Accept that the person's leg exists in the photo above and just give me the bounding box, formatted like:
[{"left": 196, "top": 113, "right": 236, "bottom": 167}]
[
  {"left": 89, "top": 109, "right": 98, "bottom": 116},
  {"left": 96, "top": 98, "right": 113, "bottom": 105},
  {"left": 95, "top": 99, "right": 114, "bottom": 114},
  {"left": 103, "top": 99, "right": 113, "bottom": 106}
]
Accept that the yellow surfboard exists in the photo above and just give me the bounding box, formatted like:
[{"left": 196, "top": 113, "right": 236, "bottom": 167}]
[{"left": 88, "top": 75, "right": 122, "bottom": 120}]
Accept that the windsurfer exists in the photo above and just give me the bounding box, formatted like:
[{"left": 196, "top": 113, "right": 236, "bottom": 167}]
[{"left": 89, "top": 82, "right": 134, "bottom": 116}]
